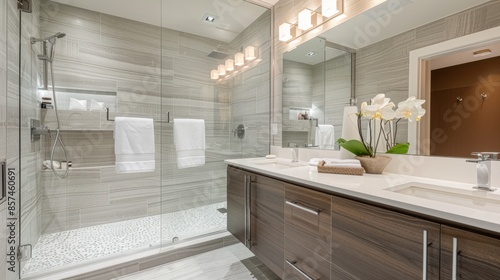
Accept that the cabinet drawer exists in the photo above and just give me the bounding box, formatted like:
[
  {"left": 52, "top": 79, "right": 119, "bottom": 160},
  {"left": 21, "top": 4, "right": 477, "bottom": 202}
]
[
  {"left": 285, "top": 184, "right": 331, "bottom": 261},
  {"left": 285, "top": 237, "right": 330, "bottom": 280}
]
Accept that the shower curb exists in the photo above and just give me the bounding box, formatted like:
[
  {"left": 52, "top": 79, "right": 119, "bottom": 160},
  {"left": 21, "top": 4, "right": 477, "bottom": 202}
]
[{"left": 64, "top": 233, "right": 238, "bottom": 280}]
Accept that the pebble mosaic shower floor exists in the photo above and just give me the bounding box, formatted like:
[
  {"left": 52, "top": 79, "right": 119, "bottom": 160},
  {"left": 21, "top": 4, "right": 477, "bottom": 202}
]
[{"left": 21, "top": 202, "right": 227, "bottom": 276}]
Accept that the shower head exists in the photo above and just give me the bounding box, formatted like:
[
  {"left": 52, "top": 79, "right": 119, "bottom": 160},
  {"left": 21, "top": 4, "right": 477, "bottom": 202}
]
[
  {"left": 207, "top": 50, "right": 229, "bottom": 60},
  {"left": 30, "top": 32, "right": 66, "bottom": 44}
]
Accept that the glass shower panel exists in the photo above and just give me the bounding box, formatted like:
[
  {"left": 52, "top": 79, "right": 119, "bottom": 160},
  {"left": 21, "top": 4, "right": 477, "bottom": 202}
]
[
  {"left": 159, "top": 1, "right": 271, "bottom": 249},
  {"left": 20, "top": 0, "right": 164, "bottom": 277}
]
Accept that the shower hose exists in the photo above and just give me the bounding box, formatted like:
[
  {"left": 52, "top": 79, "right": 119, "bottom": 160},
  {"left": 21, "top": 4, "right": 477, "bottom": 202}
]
[{"left": 49, "top": 61, "right": 69, "bottom": 179}]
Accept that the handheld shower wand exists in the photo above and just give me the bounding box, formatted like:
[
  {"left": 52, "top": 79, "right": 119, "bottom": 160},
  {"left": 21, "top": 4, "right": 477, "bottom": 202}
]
[{"left": 31, "top": 32, "right": 69, "bottom": 179}]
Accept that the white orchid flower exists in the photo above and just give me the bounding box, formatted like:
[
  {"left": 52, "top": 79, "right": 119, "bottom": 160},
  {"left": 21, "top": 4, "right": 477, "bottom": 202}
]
[
  {"left": 396, "top": 97, "right": 426, "bottom": 122},
  {"left": 360, "top": 94, "right": 396, "bottom": 120}
]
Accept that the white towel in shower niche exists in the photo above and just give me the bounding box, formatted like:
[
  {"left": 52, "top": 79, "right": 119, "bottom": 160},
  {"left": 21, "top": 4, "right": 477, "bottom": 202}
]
[
  {"left": 174, "top": 119, "right": 205, "bottom": 169},
  {"left": 114, "top": 117, "right": 155, "bottom": 173}
]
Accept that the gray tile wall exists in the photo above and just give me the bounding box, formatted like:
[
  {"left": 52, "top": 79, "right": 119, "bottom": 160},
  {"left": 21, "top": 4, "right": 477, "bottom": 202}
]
[
  {"left": 355, "top": 1, "right": 500, "bottom": 144},
  {"left": 228, "top": 11, "right": 272, "bottom": 158}
]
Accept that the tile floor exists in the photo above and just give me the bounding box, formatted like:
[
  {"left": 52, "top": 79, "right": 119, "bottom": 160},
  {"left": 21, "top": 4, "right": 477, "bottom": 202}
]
[
  {"left": 22, "top": 202, "right": 227, "bottom": 276},
  {"left": 114, "top": 243, "right": 281, "bottom": 280}
]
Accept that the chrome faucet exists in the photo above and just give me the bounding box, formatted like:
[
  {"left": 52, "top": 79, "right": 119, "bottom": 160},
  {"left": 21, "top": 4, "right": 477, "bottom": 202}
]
[
  {"left": 291, "top": 148, "right": 299, "bottom": 162},
  {"left": 466, "top": 152, "right": 499, "bottom": 191}
]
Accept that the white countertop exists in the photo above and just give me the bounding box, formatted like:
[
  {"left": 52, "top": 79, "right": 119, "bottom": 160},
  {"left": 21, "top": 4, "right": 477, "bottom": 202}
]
[{"left": 226, "top": 157, "right": 500, "bottom": 234}]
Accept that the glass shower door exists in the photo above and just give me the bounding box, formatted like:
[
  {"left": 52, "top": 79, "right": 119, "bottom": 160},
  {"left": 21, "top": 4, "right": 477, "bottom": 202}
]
[{"left": 19, "top": 0, "right": 165, "bottom": 278}]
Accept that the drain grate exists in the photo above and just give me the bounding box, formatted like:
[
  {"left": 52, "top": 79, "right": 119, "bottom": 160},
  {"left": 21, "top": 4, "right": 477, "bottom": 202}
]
[{"left": 217, "top": 208, "right": 227, "bottom": 213}]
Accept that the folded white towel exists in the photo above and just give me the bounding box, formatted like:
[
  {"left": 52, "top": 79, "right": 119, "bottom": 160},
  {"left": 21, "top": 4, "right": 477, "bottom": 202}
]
[
  {"left": 174, "top": 119, "right": 205, "bottom": 169},
  {"left": 69, "top": 98, "right": 87, "bottom": 111},
  {"left": 323, "top": 162, "right": 363, "bottom": 169},
  {"left": 316, "top": 125, "right": 335, "bottom": 149},
  {"left": 114, "top": 117, "right": 155, "bottom": 173}
]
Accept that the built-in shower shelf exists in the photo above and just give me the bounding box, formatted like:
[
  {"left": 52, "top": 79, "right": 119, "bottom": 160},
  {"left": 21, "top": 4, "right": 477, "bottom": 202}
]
[{"left": 41, "top": 109, "right": 114, "bottom": 131}]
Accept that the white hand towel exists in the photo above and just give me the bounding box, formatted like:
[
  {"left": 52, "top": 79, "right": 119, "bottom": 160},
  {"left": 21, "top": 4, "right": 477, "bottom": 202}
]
[
  {"left": 174, "top": 119, "right": 205, "bottom": 169},
  {"left": 316, "top": 125, "right": 335, "bottom": 149},
  {"left": 114, "top": 117, "right": 155, "bottom": 173}
]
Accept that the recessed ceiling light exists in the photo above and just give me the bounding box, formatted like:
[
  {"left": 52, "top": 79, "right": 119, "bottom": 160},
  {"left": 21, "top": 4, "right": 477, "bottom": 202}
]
[
  {"left": 473, "top": 49, "right": 492, "bottom": 57},
  {"left": 203, "top": 14, "right": 217, "bottom": 23},
  {"left": 306, "top": 51, "right": 317, "bottom": 57}
]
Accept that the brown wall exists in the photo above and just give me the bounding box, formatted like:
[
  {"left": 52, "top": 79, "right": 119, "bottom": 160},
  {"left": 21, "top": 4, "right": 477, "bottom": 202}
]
[{"left": 430, "top": 56, "right": 500, "bottom": 157}]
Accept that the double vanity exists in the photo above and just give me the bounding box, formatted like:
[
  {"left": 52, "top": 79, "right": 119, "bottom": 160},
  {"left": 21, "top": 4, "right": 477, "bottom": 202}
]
[{"left": 226, "top": 157, "right": 500, "bottom": 279}]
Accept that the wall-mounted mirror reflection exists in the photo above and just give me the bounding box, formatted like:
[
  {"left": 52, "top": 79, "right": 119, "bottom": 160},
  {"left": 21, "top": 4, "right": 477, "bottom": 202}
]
[
  {"left": 282, "top": 38, "right": 354, "bottom": 149},
  {"left": 285, "top": 0, "right": 497, "bottom": 156}
]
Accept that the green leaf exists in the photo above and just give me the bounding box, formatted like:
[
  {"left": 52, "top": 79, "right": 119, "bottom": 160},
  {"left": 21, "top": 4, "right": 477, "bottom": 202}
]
[
  {"left": 386, "top": 143, "right": 410, "bottom": 154},
  {"left": 336, "top": 138, "right": 371, "bottom": 156}
]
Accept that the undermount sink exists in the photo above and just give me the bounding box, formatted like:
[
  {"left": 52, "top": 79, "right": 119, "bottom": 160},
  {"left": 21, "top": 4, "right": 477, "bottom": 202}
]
[
  {"left": 386, "top": 183, "right": 500, "bottom": 213},
  {"left": 253, "top": 160, "right": 306, "bottom": 170}
]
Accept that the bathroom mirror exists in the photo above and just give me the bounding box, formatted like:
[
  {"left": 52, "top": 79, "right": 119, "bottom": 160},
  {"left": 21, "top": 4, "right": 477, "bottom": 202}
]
[
  {"left": 282, "top": 37, "right": 354, "bottom": 149},
  {"left": 283, "top": 0, "right": 496, "bottom": 156}
]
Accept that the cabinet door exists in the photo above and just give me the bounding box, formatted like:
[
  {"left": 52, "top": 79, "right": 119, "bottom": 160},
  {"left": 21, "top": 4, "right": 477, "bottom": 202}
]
[
  {"left": 227, "top": 166, "right": 246, "bottom": 244},
  {"left": 331, "top": 196, "right": 440, "bottom": 280},
  {"left": 251, "top": 174, "right": 285, "bottom": 278},
  {"left": 441, "top": 225, "right": 500, "bottom": 279}
]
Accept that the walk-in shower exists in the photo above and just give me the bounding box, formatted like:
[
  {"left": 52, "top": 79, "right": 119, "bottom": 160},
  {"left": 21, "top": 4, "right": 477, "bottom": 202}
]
[
  {"left": 31, "top": 31, "right": 69, "bottom": 179},
  {"left": 14, "top": 0, "right": 271, "bottom": 279}
]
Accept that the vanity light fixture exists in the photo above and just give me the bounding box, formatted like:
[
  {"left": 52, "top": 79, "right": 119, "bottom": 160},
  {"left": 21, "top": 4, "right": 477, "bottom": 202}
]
[
  {"left": 322, "top": 0, "right": 339, "bottom": 18},
  {"left": 225, "top": 59, "right": 234, "bottom": 71},
  {"left": 218, "top": 64, "right": 226, "bottom": 76},
  {"left": 210, "top": 46, "right": 260, "bottom": 80},
  {"left": 278, "top": 0, "right": 343, "bottom": 43},
  {"left": 298, "top": 9, "right": 313, "bottom": 30},
  {"left": 473, "top": 49, "right": 492, "bottom": 57},
  {"left": 244, "top": 46, "right": 257, "bottom": 60},
  {"left": 279, "top": 22, "right": 293, "bottom": 42},
  {"left": 234, "top": 52, "right": 245, "bottom": 66}
]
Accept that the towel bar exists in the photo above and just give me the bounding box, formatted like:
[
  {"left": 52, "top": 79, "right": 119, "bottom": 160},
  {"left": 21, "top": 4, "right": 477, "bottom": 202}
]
[{"left": 105, "top": 108, "right": 172, "bottom": 123}]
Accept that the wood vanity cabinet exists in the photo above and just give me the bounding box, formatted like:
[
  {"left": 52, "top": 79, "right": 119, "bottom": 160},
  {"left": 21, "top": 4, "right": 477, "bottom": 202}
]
[
  {"left": 227, "top": 166, "right": 285, "bottom": 277},
  {"left": 228, "top": 166, "right": 500, "bottom": 280},
  {"left": 440, "top": 225, "right": 500, "bottom": 279},
  {"left": 331, "top": 196, "right": 441, "bottom": 280}
]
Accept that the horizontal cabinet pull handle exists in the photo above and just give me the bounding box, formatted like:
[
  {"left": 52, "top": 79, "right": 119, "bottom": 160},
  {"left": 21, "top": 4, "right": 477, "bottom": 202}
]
[
  {"left": 286, "top": 260, "right": 319, "bottom": 280},
  {"left": 286, "top": 200, "right": 321, "bottom": 215}
]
